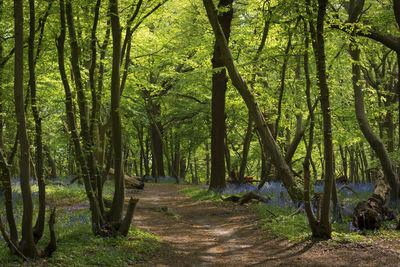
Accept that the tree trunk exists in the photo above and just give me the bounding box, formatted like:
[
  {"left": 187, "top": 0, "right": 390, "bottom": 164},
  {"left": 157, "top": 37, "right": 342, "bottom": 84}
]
[
  {"left": 57, "top": 0, "right": 103, "bottom": 234},
  {"left": 28, "top": 0, "right": 46, "bottom": 244},
  {"left": 14, "top": 0, "right": 36, "bottom": 257},
  {"left": 205, "top": 141, "right": 210, "bottom": 185},
  {"left": 350, "top": 45, "right": 400, "bottom": 199},
  {"left": 203, "top": 0, "right": 303, "bottom": 202},
  {"left": 109, "top": 0, "right": 125, "bottom": 223},
  {"left": 209, "top": 0, "right": 233, "bottom": 192},
  {"left": 150, "top": 102, "right": 164, "bottom": 178},
  {"left": 44, "top": 145, "right": 57, "bottom": 178},
  {"left": 0, "top": 148, "right": 19, "bottom": 253},
  {"left": 239, "top": 113, "right": 253, "bottom": 184},
  {"left": 339, "top": 145, "right": 348, "bottom": 179},
  {"left": 307, "top": 0, "right": 333, "bottom": 239}
]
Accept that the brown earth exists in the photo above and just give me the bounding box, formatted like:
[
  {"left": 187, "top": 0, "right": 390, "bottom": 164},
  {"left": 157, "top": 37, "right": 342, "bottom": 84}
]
[{"left": 131, "top": 184, "right": 400, "bottom": 267}]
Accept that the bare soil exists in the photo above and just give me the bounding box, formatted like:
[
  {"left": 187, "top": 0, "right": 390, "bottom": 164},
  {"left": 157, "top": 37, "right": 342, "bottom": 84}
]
[{"left": 130, "top": 184, "right": 400, "bottom": 267}]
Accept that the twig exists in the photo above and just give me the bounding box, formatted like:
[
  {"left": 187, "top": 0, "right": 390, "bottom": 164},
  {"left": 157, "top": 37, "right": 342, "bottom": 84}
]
[{"left": 289, "top": 205, "right": 303, "bottom": 217}]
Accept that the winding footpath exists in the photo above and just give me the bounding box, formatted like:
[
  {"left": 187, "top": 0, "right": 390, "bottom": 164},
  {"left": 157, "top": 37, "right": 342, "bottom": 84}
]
[{"left": 130, "top": 184, "right": 400, "bottom": 267}]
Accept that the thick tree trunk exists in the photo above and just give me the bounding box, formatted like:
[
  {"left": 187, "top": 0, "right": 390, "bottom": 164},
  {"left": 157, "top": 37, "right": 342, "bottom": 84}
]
[
  {"left": 203, "top": 0, "right": 303, "bottom": 202},
  {"left": 14, "top": 0, "right": 36, "bottom": 257},
  {"left": 209, "top": 0, "right": 233, "bottom": 192}
]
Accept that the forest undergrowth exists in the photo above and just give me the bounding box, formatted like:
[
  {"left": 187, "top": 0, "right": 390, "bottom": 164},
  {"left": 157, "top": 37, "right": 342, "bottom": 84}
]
[{"left": 0, "top": 178, "right": 159, "bottom": 266}]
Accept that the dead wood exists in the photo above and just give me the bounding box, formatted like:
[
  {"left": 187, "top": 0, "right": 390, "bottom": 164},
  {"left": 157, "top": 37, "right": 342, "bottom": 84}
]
[
  {"left": 108, "top": 168, "right": 144, "bottom": 189},
  {"left": 338, "top": 184, "right": 356, "bottom": 194},
  {"left": 227, "top": 175, "right": 260, "bottom": 184},
  {"left": 222, "top": 191, "right": 271, "bottom": 205},
  {"left": 352, "top": 170, "right": 391, "bottom": 229}
]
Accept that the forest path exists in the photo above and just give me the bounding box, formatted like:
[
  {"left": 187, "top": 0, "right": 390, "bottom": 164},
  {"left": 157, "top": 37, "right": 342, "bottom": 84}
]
[{"left": 130, "top": 184, "right": 400, "bottom": 267}]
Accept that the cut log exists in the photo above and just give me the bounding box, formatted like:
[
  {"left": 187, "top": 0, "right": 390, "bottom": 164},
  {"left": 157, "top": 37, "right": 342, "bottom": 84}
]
[
  {"left": 125, "top": 174, "right": 144, "bottom": 190},
  {"left": 352, "top": 170, "right": 390, "bottom": 230},
  {"left": 108, "top": 168, "right": 144, "bottom": 190},
  {"left": 222, "top": 191, "right": 271, "bottom": 205}
]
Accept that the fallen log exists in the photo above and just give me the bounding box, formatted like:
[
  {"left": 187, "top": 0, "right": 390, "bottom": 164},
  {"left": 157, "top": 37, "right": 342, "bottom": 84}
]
[
  {"left": 227, "top": 175, "right": 260, "bottom": 184},
  {"left": 352, "top": 170, "right": 390, "bottom": 230},
  {"left": 108, "top": 168, "right": 144, "bottom": 190},
  {"left": 222, "top": 191, "right": 271, "bottom": 205}
]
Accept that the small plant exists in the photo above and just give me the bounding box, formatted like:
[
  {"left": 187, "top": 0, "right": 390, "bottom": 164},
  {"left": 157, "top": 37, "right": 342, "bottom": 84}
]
[{"left": 156, "top": 206, "right": 180, "bottom": 220}]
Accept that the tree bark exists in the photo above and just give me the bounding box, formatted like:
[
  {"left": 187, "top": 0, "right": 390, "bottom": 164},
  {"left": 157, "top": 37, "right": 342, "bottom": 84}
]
[
  {"left": 28, "top": 0, "right": 46, "bottom": 244},
  {"left": 209, "top": 0, "right": 233, "bottom": 192},
  {"left": 239, "top": 113, "right": 253, "bottom": 184},
  {"left": 14, "top": 0, "right": 36, "bottom": 257},
  {"left": 109, "top": 0, "right": 125, "bottom": 224},
  {"left": 306, "top": 0, "right": 333, "bottom": 239}
]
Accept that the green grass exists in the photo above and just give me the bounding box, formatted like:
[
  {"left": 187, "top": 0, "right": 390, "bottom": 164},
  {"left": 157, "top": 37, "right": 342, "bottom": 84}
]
[
  {"left": 180, "top": 187, "right": 222, "bottom": 201},
  {"left": 155, "top": 207, "right": 180, "bottom": 220},
  {"left": 0, "top": 179, "right": 160, "bottom": 266}
]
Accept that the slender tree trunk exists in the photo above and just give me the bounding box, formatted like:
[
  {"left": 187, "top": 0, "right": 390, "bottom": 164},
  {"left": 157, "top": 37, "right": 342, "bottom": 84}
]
[
  {"left": 0, "top": 148, "right": 19, "bottom": 252},
  {"left": 239, "top": 113, "right": 253, "bottom": 183},
  {"left": 66, "top": 0, "right": 102, "bottom": 201},
  {"left": 57, "top": 0, "right": 103, "bottom": 234},
  {"left": 44, "top": 145, "right": 57, "bottom": 178},
  {"left": 307, "top": 0, "right": 333, "bottom": 239},
  {"left": 28, "top": 0, "right": 46, "bottom": 243},
  {"left": 339, "top": 145, "right": 348, "bottom": 179},
  {"left": 205, "top": 141, "right": 210, "bottom": 185},
  {"left": 14, "top": 0, "right": 36, "bottom": 257},
  {"left": 109, "top": 0, "right": 125, "bottom": 223},
  {"left": 224, "top": 129, "right": 231, "bottom": 177},
  {"left": 350, "top": 45, "right": 400, "bottom": 199},
  {"left": 0, "top": 0, "right": 18, "bottom": 252},
  {"left": 274, "top": 33, "right": 293, "bottom": 140}
]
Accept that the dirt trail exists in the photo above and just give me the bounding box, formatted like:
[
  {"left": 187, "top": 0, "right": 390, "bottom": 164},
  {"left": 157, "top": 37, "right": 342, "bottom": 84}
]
[{"left": 131, "top": 184, "right": 400, "bottom": 267}]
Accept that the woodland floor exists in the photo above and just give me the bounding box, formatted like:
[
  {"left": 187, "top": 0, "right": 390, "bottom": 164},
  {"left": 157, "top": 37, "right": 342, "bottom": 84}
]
[{"left": 130, "top": 184, "right": 400, "bottom": 267}]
